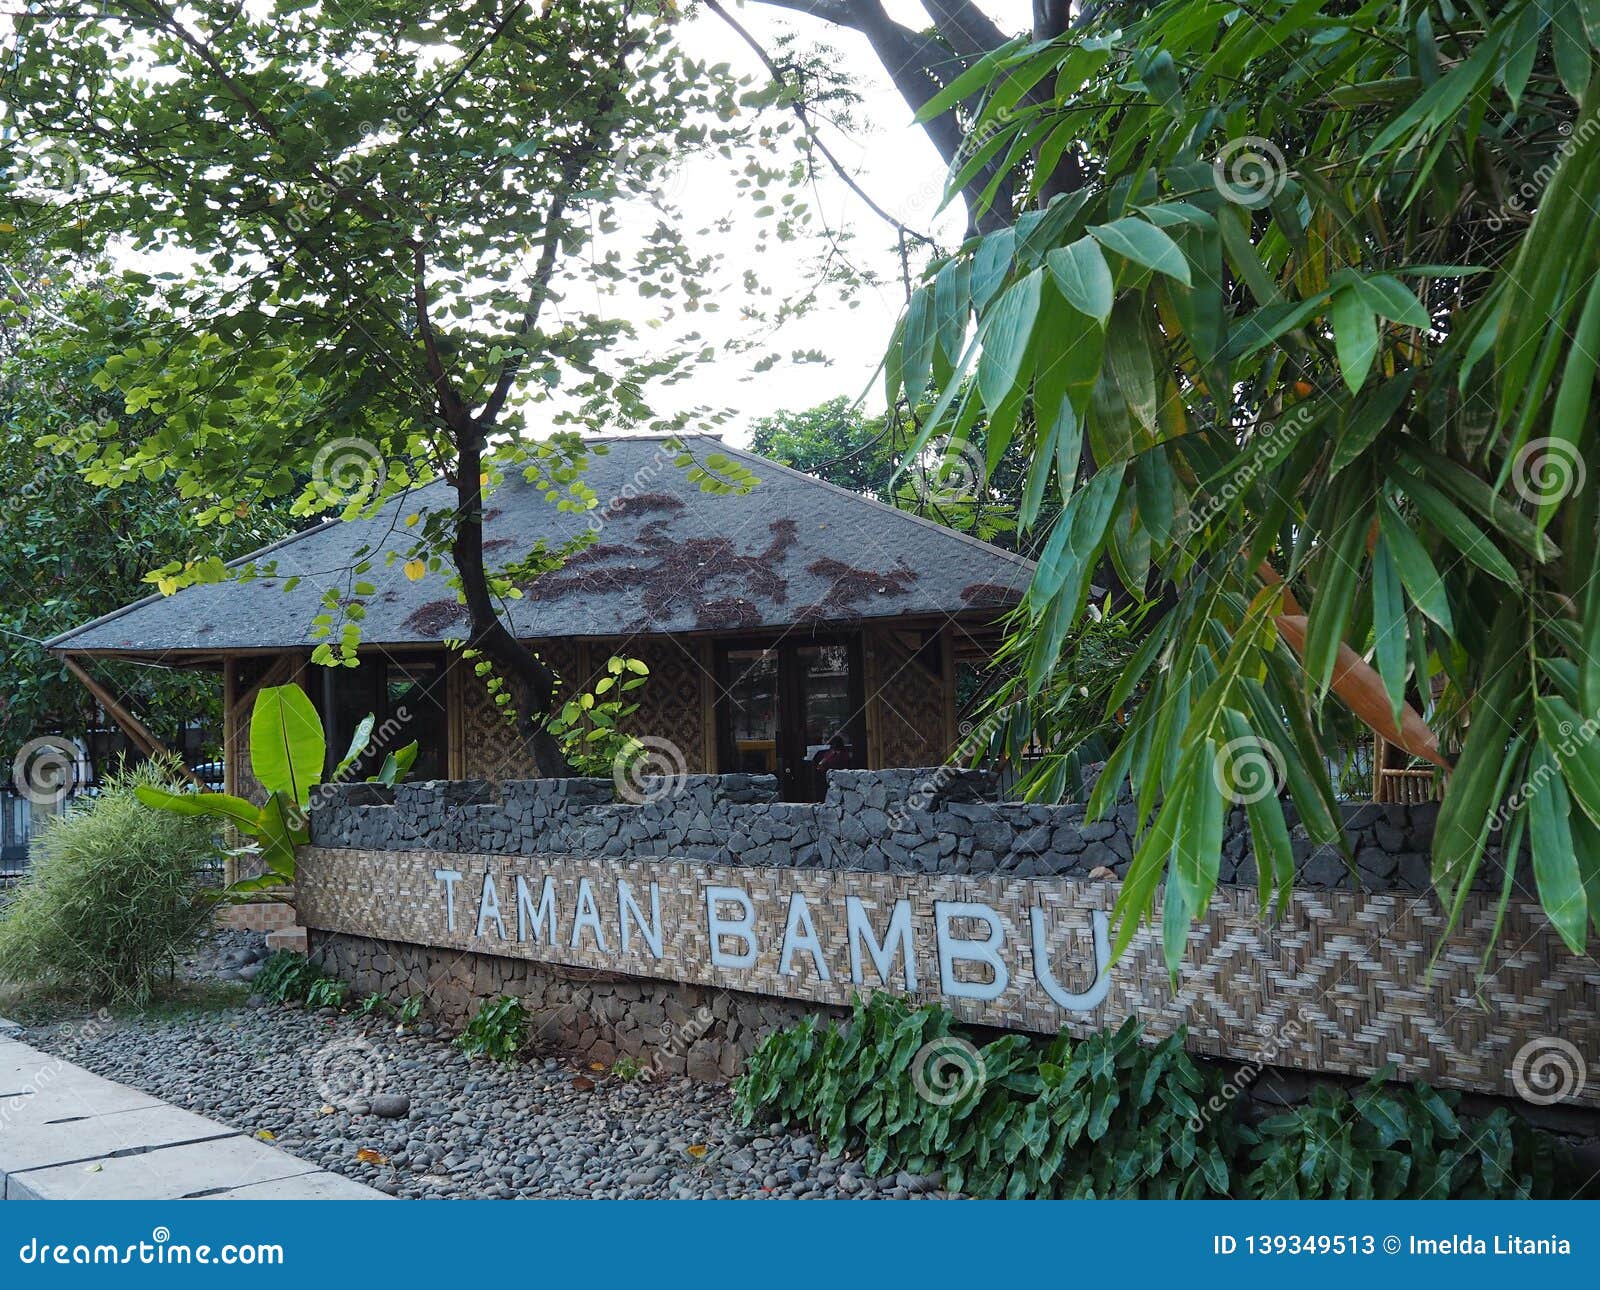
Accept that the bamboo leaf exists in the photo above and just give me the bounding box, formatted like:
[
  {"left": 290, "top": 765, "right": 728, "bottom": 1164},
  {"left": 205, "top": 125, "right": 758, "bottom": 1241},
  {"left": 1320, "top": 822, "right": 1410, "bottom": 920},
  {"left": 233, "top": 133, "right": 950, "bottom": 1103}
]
[{"left": 1089, "top": 218, "right": 1191, "bottom": 285}]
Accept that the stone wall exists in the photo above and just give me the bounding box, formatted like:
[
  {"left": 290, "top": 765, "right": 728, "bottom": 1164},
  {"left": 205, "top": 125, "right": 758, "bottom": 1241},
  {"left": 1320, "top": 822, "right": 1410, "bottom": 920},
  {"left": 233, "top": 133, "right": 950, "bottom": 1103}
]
[
  {"left": 307, "top": 768, "right": 1447, "bottom": 891},
  {"left": 298, "top": 768, "right": 1520, "bottom": 1086},
  {"left": 311, "top": 932, "right": 832, "bottom": 1082}
]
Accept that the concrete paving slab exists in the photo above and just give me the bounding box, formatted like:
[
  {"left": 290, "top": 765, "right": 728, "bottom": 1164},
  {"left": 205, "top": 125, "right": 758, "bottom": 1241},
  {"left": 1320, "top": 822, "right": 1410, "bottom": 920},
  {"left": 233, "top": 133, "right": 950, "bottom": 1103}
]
[
  {"left": 0, "top": 1102, "right": 234, "bottom": 1181},
  {"left": 0, "top": 1063, "right": 164, "bottom": 1120},
  {"left": 8, "top": 1134, "right": 324, "bottom": 1201},
  {"left": 0, "top": 1035, "right": 385, "bottom": 1201},
  {"left": 0, "top": 1040, "right": 59, "bottom": 1081},
  {"left": 209, "top": 1171, "right": 391, "bottom": 1200}
]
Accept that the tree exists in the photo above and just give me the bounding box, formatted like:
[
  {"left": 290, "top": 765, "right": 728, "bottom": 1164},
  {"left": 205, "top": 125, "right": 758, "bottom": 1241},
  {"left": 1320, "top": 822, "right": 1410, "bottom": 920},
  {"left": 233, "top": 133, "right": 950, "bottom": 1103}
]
[
  {"left": 749, "top": 393, "right": 1043, "bottom": 549},
  {"left": 0, "top": 282, "right": 295, "bottom": 769},
  {"left": 889, "top": 1, "right": 1600, "bottom": 965},
  {"left": 738, "top": 1, "right": 1092, "bottom": 236},
  {"left": 750, "top": 397, "right": 903, "bottom": 495},
  {"left": 3, "top": 0, "right": 778, "bottom": 775}
]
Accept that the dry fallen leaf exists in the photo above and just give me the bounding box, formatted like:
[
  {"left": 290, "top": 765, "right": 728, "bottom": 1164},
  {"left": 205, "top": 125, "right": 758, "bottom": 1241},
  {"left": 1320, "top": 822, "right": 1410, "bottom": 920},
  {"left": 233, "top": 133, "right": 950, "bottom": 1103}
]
[
  {"left": 356, "top": 1147, "right": 388, "bottom": 1165},
  {"left": 254, "top": 1129, "right": 276, "bottom": 1142},
  {"left": 570, "top": 1075, "right": 596, "bottom": 1093},
  {"left": 685, "top": 1143, "right": 708, "bottom": 1160},
  {"left": 588, "top": 1062, "right": 606, "bottom": 1072},
  {"left": 319, "top": 1104, "right": 337, "bottom": 1115}
]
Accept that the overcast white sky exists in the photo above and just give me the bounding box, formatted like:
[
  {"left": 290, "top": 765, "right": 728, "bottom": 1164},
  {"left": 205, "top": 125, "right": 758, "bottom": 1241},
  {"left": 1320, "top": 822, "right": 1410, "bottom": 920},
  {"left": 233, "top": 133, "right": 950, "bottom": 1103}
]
[{"left": 643, "top": 2, "right": 1017, "bottom": 441}]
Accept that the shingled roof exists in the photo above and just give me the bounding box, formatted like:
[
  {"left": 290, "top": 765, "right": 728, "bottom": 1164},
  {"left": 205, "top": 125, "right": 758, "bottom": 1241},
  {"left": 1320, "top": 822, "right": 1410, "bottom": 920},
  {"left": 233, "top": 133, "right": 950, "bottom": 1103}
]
[{"left": 49, "top": 436, "right": 1034, "bottom": 661}]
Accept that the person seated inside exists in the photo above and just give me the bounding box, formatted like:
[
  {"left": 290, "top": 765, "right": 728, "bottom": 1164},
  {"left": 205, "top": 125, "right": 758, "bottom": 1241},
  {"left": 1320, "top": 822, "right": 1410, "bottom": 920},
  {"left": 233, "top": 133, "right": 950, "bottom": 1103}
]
[{"left": 810, "top": 733, "right": 851, "bottom": 798}]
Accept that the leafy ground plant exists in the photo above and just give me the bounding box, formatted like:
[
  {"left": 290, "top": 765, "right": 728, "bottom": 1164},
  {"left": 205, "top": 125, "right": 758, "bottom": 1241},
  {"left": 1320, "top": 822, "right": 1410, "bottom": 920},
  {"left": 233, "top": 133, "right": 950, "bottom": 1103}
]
[
  {"left": 252, "top": 950, "right": 328, "bottom": 1005},
  {"left": 736, "top": 995, "right": 1246, "bottom": 1199},
  {"left": 304, "top": 977, "right": 348, "bottom": 1010},
  {"left": 736, "top": 995, "right": 1584, "bottom": 1200},
  {"left": 0, "top": 755, "right": 219, "bottom": 1005},
  {"left": 455, "top": 995, "right": 528, "bottom": 1063},
  {"left": 1246, "top": 1081, "right": 1577, "bottom": 1200}
]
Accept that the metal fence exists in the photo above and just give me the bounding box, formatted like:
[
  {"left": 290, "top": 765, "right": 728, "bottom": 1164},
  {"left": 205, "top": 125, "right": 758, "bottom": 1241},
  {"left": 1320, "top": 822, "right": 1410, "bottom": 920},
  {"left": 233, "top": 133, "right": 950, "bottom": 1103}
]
[{"left": 1, "top": 759, "right": 226, "bottom": 880}]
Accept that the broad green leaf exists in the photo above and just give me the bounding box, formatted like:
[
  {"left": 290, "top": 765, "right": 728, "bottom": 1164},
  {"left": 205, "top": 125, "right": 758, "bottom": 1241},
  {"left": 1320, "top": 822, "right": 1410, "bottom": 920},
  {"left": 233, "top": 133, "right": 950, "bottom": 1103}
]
[
  {"left": 1352, "top": 273, "right": 1432, "bottom": 329},
  {"left": 1371, "top": 537, "right": 1408, "bottom": 730},
  {"left": 249, "top": 683, "right": 326, "bottom": 808},
  {"left": 1330, "top": 286, "right": 1379, "bottom": 392},
  {"left": 1536, "top": 695, "right": 1600, "bottom": 828},
  {"left": 1089, "top": 219, "right": 1191, "bottom": 285},
  {"left": 136, "top": 786, "right": 262, "bottom": 829},
  {"left": 1526, "top": 744, "right": 1589, "bottom": 953},
  {"left": 334, "top": 713, "right": 377, "bottom": 778},
  {"left": 977, "top": 269, "right": 1044, "bottom": 412},
  {"left": 1540, "top": 269, "right": 1600, "bottom": 531},
  {"left": 1046, "top": 236, "right": 1115, "bottom": 323},
  {"left": 1379, "top": 502, "right": 1454, "bottom": 631},
  {"left": 1393, "top": 472, "right": 1520, "bottom": 586}
]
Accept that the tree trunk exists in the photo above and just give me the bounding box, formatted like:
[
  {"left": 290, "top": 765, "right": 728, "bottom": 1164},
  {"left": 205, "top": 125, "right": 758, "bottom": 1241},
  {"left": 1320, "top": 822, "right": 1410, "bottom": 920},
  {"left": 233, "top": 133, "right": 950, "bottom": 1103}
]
[{"left": 451, "top": 420, "right": 573, "bottom": 778}]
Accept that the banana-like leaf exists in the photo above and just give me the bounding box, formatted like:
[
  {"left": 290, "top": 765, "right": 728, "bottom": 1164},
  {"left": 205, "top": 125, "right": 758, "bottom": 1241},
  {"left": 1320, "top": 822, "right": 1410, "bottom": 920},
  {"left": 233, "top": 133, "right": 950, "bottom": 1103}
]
[{"left": 250, "top": 683, "right": 326, "bottom": 809}]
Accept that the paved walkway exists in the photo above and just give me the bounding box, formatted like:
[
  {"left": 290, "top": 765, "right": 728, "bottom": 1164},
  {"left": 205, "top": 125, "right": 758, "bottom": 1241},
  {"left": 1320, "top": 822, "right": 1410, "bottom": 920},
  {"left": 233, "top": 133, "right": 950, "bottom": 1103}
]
[{"left": 0, "top": 1025, "right": 385, "bottom": 1200}]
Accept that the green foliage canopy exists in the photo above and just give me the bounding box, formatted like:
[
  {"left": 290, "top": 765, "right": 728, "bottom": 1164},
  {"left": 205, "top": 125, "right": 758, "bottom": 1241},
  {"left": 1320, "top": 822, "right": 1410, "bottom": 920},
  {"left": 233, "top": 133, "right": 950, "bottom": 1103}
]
[
  {"left": 1, "top": 0, "right": 778, "bottom": 768},
  {"left": 888, "top": 0, "right": 1600, "bottom": 966},
  {"left": 0, "top": 283, "right": 294, "bottom": 764}
]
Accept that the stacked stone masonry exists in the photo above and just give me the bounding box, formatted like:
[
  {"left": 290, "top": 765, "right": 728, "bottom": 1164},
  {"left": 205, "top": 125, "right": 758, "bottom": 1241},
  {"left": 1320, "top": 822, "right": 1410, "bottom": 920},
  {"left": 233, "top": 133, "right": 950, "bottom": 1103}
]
[{"left": 307, "top": 768, "right": 1448, "bottom": 890}]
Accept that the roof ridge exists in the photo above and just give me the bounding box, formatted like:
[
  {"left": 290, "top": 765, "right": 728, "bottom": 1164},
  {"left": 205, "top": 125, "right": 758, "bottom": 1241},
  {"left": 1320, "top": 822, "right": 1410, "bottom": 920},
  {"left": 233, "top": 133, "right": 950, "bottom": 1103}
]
[{"left": 713, "top": 441, "right": 1037, "bottom": 575}]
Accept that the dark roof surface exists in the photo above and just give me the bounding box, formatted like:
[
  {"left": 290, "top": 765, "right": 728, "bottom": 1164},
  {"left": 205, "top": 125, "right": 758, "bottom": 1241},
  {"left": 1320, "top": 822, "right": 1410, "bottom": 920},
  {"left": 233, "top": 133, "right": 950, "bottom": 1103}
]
[{"left": 49, "top": 436, "right": 1034, "bottom": 658}]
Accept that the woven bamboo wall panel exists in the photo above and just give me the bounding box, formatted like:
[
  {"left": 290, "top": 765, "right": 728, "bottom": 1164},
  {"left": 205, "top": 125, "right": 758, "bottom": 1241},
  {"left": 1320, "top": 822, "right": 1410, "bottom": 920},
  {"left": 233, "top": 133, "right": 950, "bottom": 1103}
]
[
  {"left": 865, "top": 627, "right": 949, "bottom": 768},
  {"left": 296, "top": 846, "right": 1600, "bottom": 1106}
]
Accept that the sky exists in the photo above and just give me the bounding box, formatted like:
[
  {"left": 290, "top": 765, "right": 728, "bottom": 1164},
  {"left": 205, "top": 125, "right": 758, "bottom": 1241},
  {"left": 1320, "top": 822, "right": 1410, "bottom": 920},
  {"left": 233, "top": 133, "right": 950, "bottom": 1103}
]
[{"left": 630, "top": 2, "right": 1014, "bottom": 441}]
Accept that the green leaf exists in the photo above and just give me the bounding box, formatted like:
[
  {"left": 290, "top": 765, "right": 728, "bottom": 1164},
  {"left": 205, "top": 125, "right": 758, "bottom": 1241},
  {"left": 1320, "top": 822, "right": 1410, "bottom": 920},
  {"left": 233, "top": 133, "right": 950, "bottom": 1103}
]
[
  {"left": 1046, "top": 237, "right": 1115, "bottom": 324},
  {"left": 1371, "top": 537, "right": 1408, "bottom": 730},
  {"left": 1302, "top": 501, "right": 1370, "bottom": 695},
  {"left": 1392, "top": 472, "right": 1520, "bottom": 586},
  {"left": 977, "top": 270, "right": 1044, "bottom": 412},
  {"left": 1540, "top": 270, "right": 1600, "bottom": 531},
  {"left": 136, "top": 786, "right": 262, "bottom": 829},
  {"left": 1330, "top": 372, "right": 1413, "bottom": 474},
  {"left": 1536, "top": 695, "right": 1600, "bottom": 829},
  {"left": 249, "top": 683, "right": 326, "bottom": 808},
  {"left": 1352, "top": 273, "right": 1431, "bottom": 329},
  {"left": 1089, "top": 219, "right": 1191, "bottom": 286},
  {"left": 1526, "top": 744, "right": 1589, "bottom": 953},
  {"left": 334, "top": 713, "right": 376, "bottom": 778},
  {"left": 1379, "top": 501, "right": 1453, "bottom": 631},
  {"left": 1330, "top": 286, "right": 1379, "bottom": 392}
]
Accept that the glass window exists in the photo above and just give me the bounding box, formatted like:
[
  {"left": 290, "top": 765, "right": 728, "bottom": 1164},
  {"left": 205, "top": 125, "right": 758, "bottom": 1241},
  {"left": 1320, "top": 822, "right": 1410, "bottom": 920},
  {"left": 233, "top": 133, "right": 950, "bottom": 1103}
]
[{"left": 725, "top": 649, "right": 779, "bottom": 774}]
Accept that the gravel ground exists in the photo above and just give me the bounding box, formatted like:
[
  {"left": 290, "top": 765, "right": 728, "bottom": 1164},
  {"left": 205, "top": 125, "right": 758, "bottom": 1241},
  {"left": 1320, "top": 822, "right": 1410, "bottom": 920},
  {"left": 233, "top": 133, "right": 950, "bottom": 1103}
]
[{"left": 21, "top": 937, "right": 949, "bottom": 1200}]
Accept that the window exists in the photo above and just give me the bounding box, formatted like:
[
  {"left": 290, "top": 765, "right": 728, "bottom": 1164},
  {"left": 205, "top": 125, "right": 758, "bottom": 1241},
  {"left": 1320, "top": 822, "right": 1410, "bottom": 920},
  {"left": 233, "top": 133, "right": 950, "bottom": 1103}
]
[{"left": 318, "top": 654, "right": 449, "bottom": 782}]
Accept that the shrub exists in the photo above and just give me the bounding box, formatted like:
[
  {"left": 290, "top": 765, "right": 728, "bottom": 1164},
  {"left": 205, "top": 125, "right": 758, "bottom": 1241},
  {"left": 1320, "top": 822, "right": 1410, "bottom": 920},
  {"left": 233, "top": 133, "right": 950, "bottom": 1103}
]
[
  {"left": 735, "top": 995, "right": 1247, "bottom": 1198},
  {"left": 1246, "top": 1082, "right": 1578, "bottom": 1199},
  {"left": 455, "top": 995, "right": 527, "bottom": 1062},
  {"left": 735, "top": 995, "right": 1584, "bottom": 1200},
  {"left": 252, "top": 950, "right": 326, "bottom": 1003},
  {"left": 0, "top": 756, "right": 219, "bottom": 1004},
  {"left": 304, "top": 977, "right": 348, "bottom": 1009}
]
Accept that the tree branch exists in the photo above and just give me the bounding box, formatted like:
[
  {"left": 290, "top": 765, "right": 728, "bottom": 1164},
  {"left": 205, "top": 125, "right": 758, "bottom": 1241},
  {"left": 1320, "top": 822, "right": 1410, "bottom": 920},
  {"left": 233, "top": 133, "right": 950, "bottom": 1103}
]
[
  {"left": 921, "top": 0, "right": 1011, "bottom": 61},
  {"left": 705, "top": 0, "right": 934, "bottom": 247}
]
